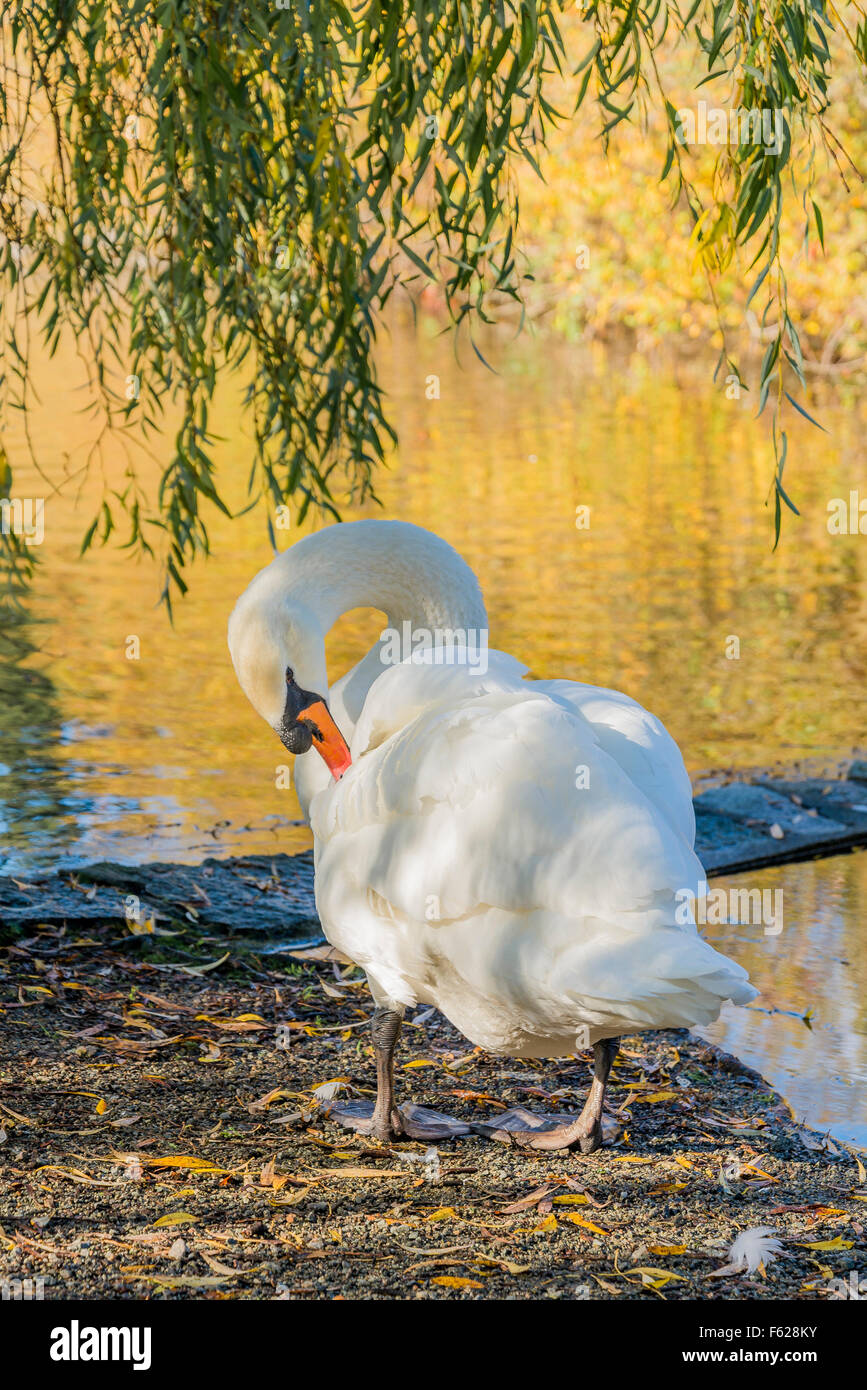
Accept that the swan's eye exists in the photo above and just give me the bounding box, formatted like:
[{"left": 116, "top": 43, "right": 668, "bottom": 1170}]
[{"left": 285, "top": 667, "right": 294, "bottom": 684}]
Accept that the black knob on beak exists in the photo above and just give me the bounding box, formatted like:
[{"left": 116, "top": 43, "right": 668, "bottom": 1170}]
[{"left": 281, "top": 720, "right": 314, "bottom": 755}]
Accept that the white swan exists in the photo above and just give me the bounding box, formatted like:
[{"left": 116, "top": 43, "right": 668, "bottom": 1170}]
[{"left": 228, "top": 520, "right": 756, "bottom": 1149}]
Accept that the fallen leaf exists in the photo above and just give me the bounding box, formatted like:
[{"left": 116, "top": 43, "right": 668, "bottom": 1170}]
[
  {"left": 631, "top": 1091, "right": 679, "bottom": 1104},
  {"left": 430, "top": 1276, "right": 483, "bottom": 1289},
  {"left": 563, "top": 1215, "right": 609, "bottom": 1236},
  {"left": 473, "top": 1256, "right": 530, "bottom": 1275},
  {"left": 139, "top": 1155, "right": 227, "bottom": 1173},
  {"left": 425, "top": 1207, "right": 461, "bottom": 1222},
  {"left": 201, "top": 1253, "right": 247, "bottom": 1278},
  {"left": 626, "top": 1266, "right": 687, "bottom": 1289},
  {"left": 500, "top": 1185, "right": 553, "bottom": 1214},
  {"left": 798, "top": 1236, "right": 854, "bottom": 1251},
  {"left": 132, "top": 1274, "right": 227, "bottom": 1289},
  {"left": 317, "top": 1167, "right": 407, "bottom": 1179},
  {"left": 532, "top": 1214, "right": 558, "bottom": 1233},
  {"left": 152, "top": 1212, "right": 198, "bottom": 1228}
]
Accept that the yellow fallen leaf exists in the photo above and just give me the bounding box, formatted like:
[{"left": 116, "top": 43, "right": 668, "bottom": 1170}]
[
  {"left": 563, "top": 1214, "right": 609, "bottom": 1236},
  {"left": 318, "top": 1167, "right": 406, "bottom": 1179},
  {"left": 152, "top": 1212, "right": 198, "bottom": 1228},
  {"left": 626, "top": 1266, "right": 687, "bottom": 1286},
  {"left": 672, "top": 1155, "right": 695, "bottom": 1171},
  {"left": 532, "top": 1213, "right": 558, "bottom": 1233},
  {"left": 403, "top": 1060, "right": 437, "bottom": 1069},
  {"left": 631, "top": 1091, "right": 679, "bottom": 1103},
  {"left": 425, "top": 1206, "right": 460, "bottom": 1222},
  {"left": 553, "top": 1194, "right": 590, "bottom": 1205},
  {"left": 798, "top": 1236, "right": 854, "bottom": 1251},
  {"left": 430, "top": 1276, "right": 483, "bottom": 1289},
  {"left": 145, "top": 1155, "right": 226, "bottom": 1173},
  {"left": 647, "top": 1244, "right": 687, "bottom": 1256},
  {"left": 474, "top": 1256, "right": 530, "bottom": 1275},
  {"left": 741, "top": 1163, "right": 778, "bottom": 1181},
  {"left": 648, "top": 1183, "right": 687, "bottom": 1195},
  {"left": 612, "top": 1156, "right": 654, "bottom": 1164}
]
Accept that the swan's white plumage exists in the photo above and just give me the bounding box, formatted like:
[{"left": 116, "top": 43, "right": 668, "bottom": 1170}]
[{"left": 229, "top": 519, "right": 756, "bottom": 1059}]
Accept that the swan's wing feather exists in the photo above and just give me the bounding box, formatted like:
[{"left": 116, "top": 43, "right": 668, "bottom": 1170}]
[
  {"left": 312, "top": 659, "right": 754, "bottom": 1034},
  {"left": 535, "top": 680, "right": 696, "bottom": 848},
  {"left": 315, "top": 665, "right": 702, "bottom": 929}
]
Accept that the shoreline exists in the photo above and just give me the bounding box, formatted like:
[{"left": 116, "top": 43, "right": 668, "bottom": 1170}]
[
  {"left": 1, "top": 920, "right": 864, "bottom": 1301},
  {"left": 2, "top": 769, "right": 867, "bottom": 940},
  {"left": 2, "top": 768, "right": 865, "bottom": 1301}
]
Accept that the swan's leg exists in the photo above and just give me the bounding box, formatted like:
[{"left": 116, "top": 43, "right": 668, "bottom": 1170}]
[
  {"left": 325, "top": 1007, "right": 403, "bottom": 1141},
  {"left": 326, "top": 1006, "right": 473, "bottom": 1141},
  {"left": 368, "top": 1005, "right": 403, "bottom": 1141},
  {"left": 494, "top": 1038, "right": 620, "bottom": 1153}
]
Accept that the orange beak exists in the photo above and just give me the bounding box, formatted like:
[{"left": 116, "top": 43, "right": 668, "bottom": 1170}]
[{"left": 298, "top": 700, "right": 352, "bottom": 781}]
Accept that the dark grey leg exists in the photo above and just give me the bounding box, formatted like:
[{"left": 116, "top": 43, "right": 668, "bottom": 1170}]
[
  {"left": 325, "top": 1004, "right": 474, "bottom": 1141},
  {"left": 502, "top": 1038, "right": 620, "bottom": 1152},
  {"left": 368, "top": 1006, "right": 403, "bottom": 1141}
]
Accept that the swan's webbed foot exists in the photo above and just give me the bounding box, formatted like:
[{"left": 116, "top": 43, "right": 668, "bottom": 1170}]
[
  {"left": 324, "top": 1006, "right": 471, "bottom": 1143},
  {"left": 504, "top": 1113, "right": 602, "bottom": 1153},
  {"left": 476, "top": 1039, "right": 620, "bottom": 1153},
  {"left": 324, "top": 1098, "right": 403, "bottom": 1142},
  {"left": 326, "top": 1098, "right": 471, "bottom": 1142}
]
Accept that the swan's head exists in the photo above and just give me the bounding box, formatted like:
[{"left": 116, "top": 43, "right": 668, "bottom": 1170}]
[{"left": 227, "top": 589, "right": 351, "bottom": 781}]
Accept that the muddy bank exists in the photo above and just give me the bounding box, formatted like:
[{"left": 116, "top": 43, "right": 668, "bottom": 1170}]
[
  {"left": 1, "top": 920, "right": 864, "bottom": 1301},
  {"left": 2, "top": 767, "right": 867, "bottom": 941}
]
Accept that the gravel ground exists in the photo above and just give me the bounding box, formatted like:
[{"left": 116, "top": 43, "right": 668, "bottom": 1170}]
[{"left": 1, "top": 919, "right": 864, "bottom": 1301}]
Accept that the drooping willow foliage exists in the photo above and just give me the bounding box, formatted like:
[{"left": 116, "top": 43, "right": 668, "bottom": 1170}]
[{"left": 0, "top": 2, "right": 863, "bottom": 603}]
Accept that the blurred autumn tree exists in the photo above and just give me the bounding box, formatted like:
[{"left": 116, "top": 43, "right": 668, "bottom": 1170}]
[{"left": 1, "top": 1, "right": 864, "bottom": 602}]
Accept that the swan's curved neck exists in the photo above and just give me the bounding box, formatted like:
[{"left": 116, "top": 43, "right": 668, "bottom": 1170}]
[
  {"left": 229, "top": 521, "right": 488, "bottom": 735},
  {"left": 278, "top": 520, "right": 488, "bottom": 636}
]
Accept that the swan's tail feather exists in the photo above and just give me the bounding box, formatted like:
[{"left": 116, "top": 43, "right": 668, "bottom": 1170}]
[{"left": 557, "top": 923, "right": 758, "bottom": 1034}]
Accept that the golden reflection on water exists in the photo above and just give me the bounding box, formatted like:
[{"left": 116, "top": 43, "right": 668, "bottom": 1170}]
[
  {"left": 1, "top": 319, "right": 865, "bottom": 871},
  {"left": 699, "top": 850, "right": 867, "bottom": 1148}
]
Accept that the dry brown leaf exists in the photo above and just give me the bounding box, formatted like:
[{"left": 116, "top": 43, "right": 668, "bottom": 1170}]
[
  {"left": 35, "top": 1166, "right": 122, "bottom": 1188},
  {"left": 201, "top": 1252, "right": 248, "bottom": 1278},
  {"left": 317, "top": 1167, "right": 407, "bottom": 1179},
  {"left": 500, "top": 1185, "right": 554, "bottom": 1214},
  {"left": 132, "top": 1274, "right": 227, "bottom": 1289}
]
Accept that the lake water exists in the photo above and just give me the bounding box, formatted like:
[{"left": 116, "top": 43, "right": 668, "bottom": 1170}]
[
  {"left": 2, "top": 323, "right": 865, "bottom": 873},
  {"left": 1, "top": 322, "right": 865, "bottom": 1143},
  {"left": 699, "top": 850, "right": 867, "bottom": 1149}
]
